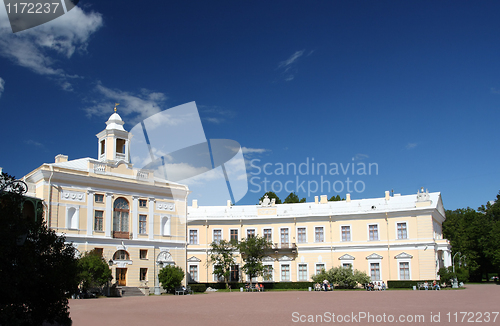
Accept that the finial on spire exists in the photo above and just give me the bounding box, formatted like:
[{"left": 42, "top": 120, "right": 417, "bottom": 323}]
[{"left": 114, "top": 103, "right": 120, "bottom": 112}]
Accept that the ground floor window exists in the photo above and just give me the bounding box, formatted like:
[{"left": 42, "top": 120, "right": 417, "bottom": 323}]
[
  {"left": 399, "top": 262, "right": 410, "bottom": 280},
  {"left": 263, "top": 265, "right": 273, "bottom": 281},
  {"left": 230, "top": 265, "right": 239, "bottom": 282},
  {"left": 140, "top": 268, "right": 147, "bottom": 281},
  {"left": 281, "top": 264, "right": 290, "bottom": 281},
  {"left": 370, "top": 263, "right": 380, "bottom": 281},
  {"left": 298, "top": 264, "right": 308, "bottom": 281},
  {"left": 189, "top": 265, "right": 198, "bottom": 282},
  {"left": 316, "top": 264, "right": 325, "bottom": 275}
]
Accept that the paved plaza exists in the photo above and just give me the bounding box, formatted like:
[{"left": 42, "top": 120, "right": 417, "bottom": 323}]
[{"left": 69, "top": 284, "right": 499, "bottom": 325}]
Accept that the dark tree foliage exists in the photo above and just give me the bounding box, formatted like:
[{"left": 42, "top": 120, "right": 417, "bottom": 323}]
[
  {"left": 237, "top": 235, "right": 271, "bottom": 284},
  {"left": 443, "top": 191, "right": 500, "bottom": 281},
  {"left": 0, "top": 173, "right": 79, "bottom": 326},
  {"left": 208, "top": 239, "right": 236, "bottom": 288},
  {"left": 158, "top": 265, "right": 184, "bottom": 292},
  {"left": 259, "top": 191, "right": 282, "bottom": 204},
  {"left": 78, "top": 249, "right": 113, "bottom": 292},
  {"left": 329, "top": 195, "right": 344, "bottom": 201},
  {"left": 283, "top": 192, "right": 306, "bottom": 203}
]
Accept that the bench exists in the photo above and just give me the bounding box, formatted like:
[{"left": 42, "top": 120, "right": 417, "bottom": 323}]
[{"left": 175, "top": 286, "right": 193, "bottom": 295}]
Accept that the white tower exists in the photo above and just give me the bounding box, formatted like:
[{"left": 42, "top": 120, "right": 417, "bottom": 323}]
[{"left": 96, "top": 105, "right": 131, "bottom": 163}]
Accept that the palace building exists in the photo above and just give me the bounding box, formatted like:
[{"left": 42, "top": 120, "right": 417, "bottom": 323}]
[
  {"left": 20, "top": 109, "right": 451, "bottom": 291},
  {"left": 22, "top": 110, "right": 189, "bottom": 294},
  {"left": 186, "top": 191, "right": 452, "bottom": 284}
]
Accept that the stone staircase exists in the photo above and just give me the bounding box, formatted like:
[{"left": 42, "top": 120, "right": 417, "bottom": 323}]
[{"left": 120, "top": 287, "right": 146, "bottom": 297}]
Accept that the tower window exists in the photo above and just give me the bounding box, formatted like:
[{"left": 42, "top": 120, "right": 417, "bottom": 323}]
[
  {"left": 100, "top": 140, "right": 105, "bottom": 155},
  {"left": 116, "top": 139, "right": 126, "bottom": 154}
]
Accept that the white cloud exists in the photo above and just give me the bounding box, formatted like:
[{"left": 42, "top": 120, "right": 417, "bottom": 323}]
[
  {"left": 277, "top": 50, "right": 307, "bottom": 82},
  {"left": 353, "top": 153, "right": 369, "bottom": 161},
  {"left": 242, "top": 147, "right": 269, "bottom": 154},
  {"left": 406, "top": 143, "right": 417, "bottom": 150},
  {"left": 0, "top": 77, "right": 4, "bottom": 98},
  {"left": 25, "top": 139, "right": 44, "bottom": 148},
  {"left": 83, "top": 83, "right": 167, "bottom": 124},
  {"left": 0, "top": 5, "right": 103, "bottom": 90}
]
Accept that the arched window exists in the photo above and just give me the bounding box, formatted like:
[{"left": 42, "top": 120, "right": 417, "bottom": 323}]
[
  {"left": 67, "top": 207, "right": 78, "bottom": 229},
  {"left": 113, "top": 198, "right": 129, "bottom": 233},
  {"left": 113, "top": 250, "right": 130, "bottom": 260}
]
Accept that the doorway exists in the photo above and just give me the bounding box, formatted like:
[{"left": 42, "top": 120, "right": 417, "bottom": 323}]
[{"left": 116, "top": 268, "right": 127, "bottom": 286}]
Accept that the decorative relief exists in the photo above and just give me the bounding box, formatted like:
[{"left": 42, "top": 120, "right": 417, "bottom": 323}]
[
  {"left": 257, "top": 208, "right": 277, "bottom": 216},
  {"left": 60, "top": 190, "right": 85, "bottom": 203},
  {"left": 156, "top": 202, "right": 175, "bottom": 212}
]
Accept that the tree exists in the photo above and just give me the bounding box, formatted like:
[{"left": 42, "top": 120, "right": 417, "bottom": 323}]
[
  {"left": 78, "top": 249, "right": 112, "bottom": 293},
  {"left": 284, "top": 192, "right": 306, "bottom": 203},
  {"left": 208, "top": 239, "right": 236, "bottom": 288},
  {"left": 259, "top": 191, "right": 282, "bottom": 204},
  {"left": 329, "top": 195, "right": 344, "bottom": 201},
  {"left": 158, "top": 265, "right": 184, "bottom": 293},
  {"left": 311, "top": 266, "right": 370, "bottom": 289},
  {"left": 237, "top": 235, "right": 271, "bottom": 284},
  {"left": 0, "top": 172, "right": 79, "bottom": 326}
]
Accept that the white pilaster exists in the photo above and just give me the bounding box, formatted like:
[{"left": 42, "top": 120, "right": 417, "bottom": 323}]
[
  {"left": 132, "top": 196, "right": 139, "bottom": 240},
  {"left": 87, "top": 190, "right": 95, "bottom": 236},
  {"left": 105, "top": 193, "right": 113, "bottom": 237},
  {"left": 149, "top": 197, "right": 155, "bottom": 240}
]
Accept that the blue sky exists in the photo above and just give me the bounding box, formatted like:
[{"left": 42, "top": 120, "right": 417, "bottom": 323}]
[{"left": 1, "top": 1, "right": 499, "bottom": 210}]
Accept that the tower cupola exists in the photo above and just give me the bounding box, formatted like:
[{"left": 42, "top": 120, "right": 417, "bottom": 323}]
[{"left": 96, "top": 104, "right": 131, "bottom": 163}]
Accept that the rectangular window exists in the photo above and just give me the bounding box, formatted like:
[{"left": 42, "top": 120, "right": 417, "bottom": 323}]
[
  {"left": 214, "top": 265, "right": 224, "bottom": 282},
  {"left": 370, "top": 263, "right": 380, "bottom": 281},
  {"left": 230, "top": 265, "right": 239, "bottom": 282},
  {"left": 189, "top": 230, "right": 198, "bottom": 245},
  {"left": 94, "top": 194, "right": 104, "bottom": 203},
  {"left": 263, "top": 265, "right": 273, "bottom": 281},
  {"left": 342, "top": 263, "right": 352, "bottom": 269},
  {"left": 94, "top": 210, "right": 103, "bottom": 231},
  {"left": 100, "top": 140, "right": 105, "bottom": 155},
  {"left": 189, "top": 265, "right": 198, "bottom": 282},
  {"left": 297, "top": 227, "right": 306, "bottom": 243},
  {"left": 140, "top": 268, "right": 147, "bottom": 281},
  {"left": 94, "top": 248, "right": 103, "bottom": 256},
  {"left": 399, "top": 262, "right": 410, "bottom": 280},
  {"left": 213, "top": 229, "right": 222, "bottom": 243},
  {"left": 230, "top": 229, "right": 238, "bottom": 242},
  {"left": 139, "top": 214, "right": 147, "bottom": 234},
  {"left": 140, "top": 249, "right": 147, "bottom": 259},
  {"left": 369, "top": 224, "right": 378, "bottom": 241},
  {"left": 139, "top": 199, "right": 147, "bottom": 208},
  {"left": 280, "top": 228, "right": 289, "bottom": 245},
  {"left": 281, "top": 264, "right": 290, "bottom": 281},
  {"left": 315, "top": 227, "right": 324, "bottom": 242},
  {"left": 247, "top": 229, "right": 255, "bottom": 238},
  {"left": 341, "top": 226, "right": 351, "bottom": 241},
  {"left": 397, "top": 222, "right": 407, "bottom": 239},
  {"left": 316, "top": 264, "right": 325, "bottom": 275},
  {"left": 298, "top": 264, "right": 308, "bottom": 281},
  {"left": 263, "top": 228, "right": 272, "bottom": 243}
]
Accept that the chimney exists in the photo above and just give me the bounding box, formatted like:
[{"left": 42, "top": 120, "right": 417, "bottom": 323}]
[
  {"left": 320, "top": 195, "right": 328, "bottom": 204},
  {"left": 227, "top": 200, "right": 231, "bottom": 207},
  {"left": 385, "top": 191, "right": 390, "bottom": 201},
  {"left": 192, "top": 199, "right": 198, "bottom": 209},
  {"left": 314, "top": 196, "right": 319, "bottom": 204},
  {"left": 346, "top": 193, "right": 351, "bottom": 202},
  {"left": 55, "top": 154, "right": 68, "bottom": 163}
]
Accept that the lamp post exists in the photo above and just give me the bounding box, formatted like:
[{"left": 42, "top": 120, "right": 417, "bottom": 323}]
[
  {"left": 155, "top": 261, "right": 164, "bottom": 295},
  {"left": 452, "top": 252, "right": 466, "bottom": 288}
]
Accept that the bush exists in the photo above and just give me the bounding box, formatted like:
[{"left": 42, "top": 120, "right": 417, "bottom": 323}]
[
  {"left": 387, "top": 280, "right": 434, "bottom": 288},
  {"left": 189, "top": 284, "right": 207, "bottom": 292},
  {"left": 311, "top": 266, "right": 370, "bottom": 289},
  {"left": 158, "top": 265, "right": 184, "bottom": 293}
]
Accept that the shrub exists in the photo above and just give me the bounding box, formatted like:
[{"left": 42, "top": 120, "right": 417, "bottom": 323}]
[
  {"left": 189, "top": 284, "right": 207, "bottom": 292},
  {"left": 158, "top": 265, "right": 184, "bottom": 293}
]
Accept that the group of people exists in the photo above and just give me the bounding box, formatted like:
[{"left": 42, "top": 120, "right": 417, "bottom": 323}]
[
  {"left": 245, "top": 283, "right": 264, "bottom": 292},
  {"left": 423, "top": 280, "right": 441, "bottom": 290},
  {"left": 313, "top": 280, "right": 333, "bottom": 291},
  {"left": 366, "top": 281, "right": 386, "bottom": 291}
]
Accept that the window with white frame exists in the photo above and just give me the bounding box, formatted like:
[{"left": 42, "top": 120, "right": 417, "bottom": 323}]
[
  {"left": 213, "top": 229, "right": 222, "bottom": 243},
  {"left": 342, "top": 263, "right": 352, "bottom": 269},
  {"left": 230, "top": 229, "right": 238, "bottom": 242},
  {"left": 263, "top": 265, "right": 273, "bottom": 281},
  {"left": 189, "top": 229, "right": 198, "bottom": 244},
  {"left": 341, "top": 226, "right": 351, "bottom": 241},
  {"left": 369, "top": 224, "right": 378, "bottom": 241},
  {"left": 139, "top": 214, "right": 147, "bottom": 234},
  {"left": 316, "top": 264, "right": 325, "bottom": 275},
  {"left": 397, "top": 222, "right": 407, "bottom": 239},
  {"left": 370, "top": 263, "right": 380, "bottom": 281},
  {"left": 189, "top": 265, "right": 198, "bottom": 282},
  {"left": 399, "top": 262, "right": 410, "bottom": 280},
  {"left": 297, "top": 227, "right": 306, "bottom": 243},
  {"left": 247, "top": 229, "right": 255, "bottom": 238},
  {"left": 315, "top": 227, "right": 324, "bottom": 242},
  {"left": 280, "top": 228, "right": 289, "bottom": 245},
  {"left": 298, "top": 264, "right": 308, "bottom": 281},
  {"left": 281, "top": 264, "right": 290, "bottom": 281},
  {"left": 94, "top": 210, "right": 103, "bottom": 231},
  {"left": 263, "top": 228, "right": 272, "bottom": 243},
  {"left": 214, "top": 265, "right": 224, "bottom": 282}
]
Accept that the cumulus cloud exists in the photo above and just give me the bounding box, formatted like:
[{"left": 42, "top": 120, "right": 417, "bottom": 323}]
[
  {"left": 83, "top": 83, "right": 167, "bottom": 124},
  {"left": 0, "top": 77, "right": 4, "bottom": 98},
  {"left": 0, "top": 5, "right": 103, "bottom": 90}
]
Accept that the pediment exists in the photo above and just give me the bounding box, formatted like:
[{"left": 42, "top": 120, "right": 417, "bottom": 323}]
[
  {"left": 366, "top": 253, "right": 383, "bottom": 260},
  {"left": 263, "top": 256, "right": 275, "bottom": 262},
  {"left": 278, "top": 255, "right": 293, "bottom": 261},
  {"left": 338, "top": 254, "right": 355, "bottom": 260},
  {"left": 187, "top": 256, "right": 202, "bottom": 262},
  {"left": 394, "top": 252, "right": 413, "bottom": 259}
]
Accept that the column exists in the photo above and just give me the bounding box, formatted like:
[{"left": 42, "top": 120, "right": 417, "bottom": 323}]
[
  {"left": 87, "top": 190, "right": 94, "bottom": 236},
  {"left": 132, "top": 196, "right": 139, "bottom": 240},
  {"left": 105, "top": 193, "right": 114, "bottom": 237},
  {"left": 149, "top": 197, "right": 155, "bottom": 240}
]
